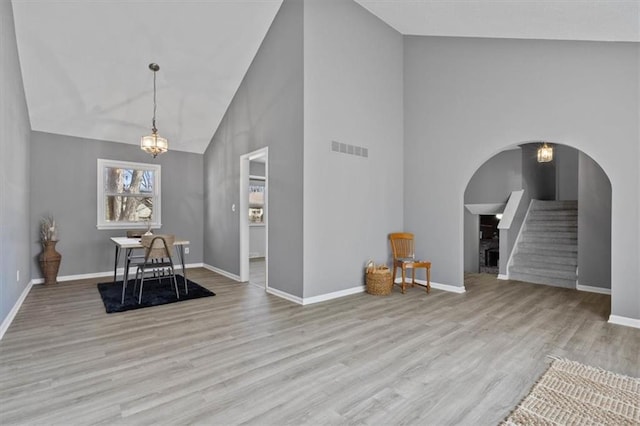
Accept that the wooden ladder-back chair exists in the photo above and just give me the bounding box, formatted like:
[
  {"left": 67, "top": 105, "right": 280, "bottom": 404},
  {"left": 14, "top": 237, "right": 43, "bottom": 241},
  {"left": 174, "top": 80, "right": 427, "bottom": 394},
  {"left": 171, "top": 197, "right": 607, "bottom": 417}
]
[
  {"left": 389, "top": 232, "right": 431, "bottom": 294},
  {"left": 135, "top": 234, "right": 179, "bottom": 303}
]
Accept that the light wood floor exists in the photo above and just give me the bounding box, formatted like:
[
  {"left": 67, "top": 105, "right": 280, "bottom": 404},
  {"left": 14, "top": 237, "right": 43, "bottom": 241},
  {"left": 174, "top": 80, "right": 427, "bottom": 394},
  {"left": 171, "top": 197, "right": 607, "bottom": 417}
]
[
  {"left": 249, "top": 257, "right": 266, "bottom": 288},
  {"left": 1, "top": 270, "right": 638, "bottom": 425}
]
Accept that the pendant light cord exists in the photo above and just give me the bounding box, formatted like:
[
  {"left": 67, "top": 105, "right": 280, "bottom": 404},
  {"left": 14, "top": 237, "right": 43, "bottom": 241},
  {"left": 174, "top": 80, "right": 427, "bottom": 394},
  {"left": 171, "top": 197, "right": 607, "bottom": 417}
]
[{"left": 152, "top": 69, "right": 157, "bottom": 133}]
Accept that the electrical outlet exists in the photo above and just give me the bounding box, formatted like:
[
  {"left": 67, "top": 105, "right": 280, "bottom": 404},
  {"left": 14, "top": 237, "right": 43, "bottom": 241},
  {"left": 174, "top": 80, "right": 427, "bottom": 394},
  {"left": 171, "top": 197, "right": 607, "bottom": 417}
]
[
  {"left": 17, "top": 270, "right": 20, "bottom": 282},
  {"left": 232, "top": 204, "right": 236, "bottom": 212},
  {"left": 184, "top": 247, "right": 190, "bottom": 254}
]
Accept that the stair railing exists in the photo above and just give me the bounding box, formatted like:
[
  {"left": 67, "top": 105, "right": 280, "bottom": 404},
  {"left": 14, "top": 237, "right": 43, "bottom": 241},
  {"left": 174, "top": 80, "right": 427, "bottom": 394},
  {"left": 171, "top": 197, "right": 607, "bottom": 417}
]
[{"left": 497, "top": 190, "right": 530, "bottom": 278}]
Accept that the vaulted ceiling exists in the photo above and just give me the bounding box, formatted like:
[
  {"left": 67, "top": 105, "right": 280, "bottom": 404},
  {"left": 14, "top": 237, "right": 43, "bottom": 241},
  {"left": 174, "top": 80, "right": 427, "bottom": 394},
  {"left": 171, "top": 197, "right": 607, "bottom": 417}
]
[
  {"left": 354, "top": 1, "right": 639, "bottom": 42},
  {"left": 12, "top": 0, "right": 283, "bottom": 154},
  {"left": 12, "top": 0, "right": 639, "bottom": 154}
]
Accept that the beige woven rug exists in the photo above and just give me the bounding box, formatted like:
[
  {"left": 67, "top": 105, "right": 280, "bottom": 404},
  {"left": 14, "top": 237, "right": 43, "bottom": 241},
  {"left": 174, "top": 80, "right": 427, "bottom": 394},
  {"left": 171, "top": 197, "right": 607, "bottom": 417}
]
[{"left": 503, "top": 358, "right": 639, "bottom": 426}]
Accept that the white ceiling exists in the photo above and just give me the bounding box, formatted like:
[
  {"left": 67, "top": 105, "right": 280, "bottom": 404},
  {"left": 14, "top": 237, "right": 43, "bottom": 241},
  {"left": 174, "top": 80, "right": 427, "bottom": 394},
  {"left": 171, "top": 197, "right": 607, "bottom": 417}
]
[
  {"left": 12, "top": 0, "right": 283, "bottom": 154},
  {"left": 12, "top": 1, "right": 638, "bottom": 155},
  {"left": 355, "top": 1, "right": 640, "bottom": 42}
]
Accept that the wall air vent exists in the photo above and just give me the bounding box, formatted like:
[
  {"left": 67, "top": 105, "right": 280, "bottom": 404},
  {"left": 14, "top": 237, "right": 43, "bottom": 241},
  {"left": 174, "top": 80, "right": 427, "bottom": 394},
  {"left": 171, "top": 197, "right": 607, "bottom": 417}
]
[{"left": 330, "top": 141, "right": 368, "bottom": 158}]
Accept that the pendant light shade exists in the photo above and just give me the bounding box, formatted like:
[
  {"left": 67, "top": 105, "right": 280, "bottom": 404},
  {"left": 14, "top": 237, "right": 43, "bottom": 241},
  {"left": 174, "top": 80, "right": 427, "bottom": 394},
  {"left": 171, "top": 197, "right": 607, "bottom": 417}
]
[
  {"left": 537, "top": 142, "right": 553, "bottom": 163},
  {"left": 141, "top": 132, "right": 168, "bottom": 156},
  {"left": 141, "top": 63, "right": 168, "bottom": 158}
]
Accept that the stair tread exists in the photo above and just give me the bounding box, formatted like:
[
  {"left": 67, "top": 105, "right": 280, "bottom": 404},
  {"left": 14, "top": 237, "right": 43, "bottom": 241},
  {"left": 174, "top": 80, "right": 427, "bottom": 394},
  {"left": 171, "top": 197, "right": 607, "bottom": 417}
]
[
  {"left": 522, "top": 232, "right": 578, "bottom": 244},
  {"left": 508, "top": 271, "right": 576, "bottom": 289},
  {"left": 512, "top": 253, "right": 578, "bottom": 265},
  {"left": 526, "top": 223, "right": 577, "bottom": 226},
  {"left": 510, "top": 265, "right": 577, "bottom": 279},
  {"left": 521, "top": 238, "right": 578, "bottom": 245},
  {"left": 524, "top": 228, "right": 576, "bottom": 231},
  {"left": 527, "top": 219, "right": 577, "bottom": 223},
  {"left": 515, "top": 252, "right": 578, "bottom": 261},
  {"left": 518, "top": 243, "right": 578, "bottom": 251},
  {"left": 531, "top": 208, "right": 578, "bottom": 212},
  {"left": 528, "top": 212, "right": 577, "bottom": 215},
  {"left": 511, "top": 260, "right": 577, "bottom": 275},
  {"left": 531, "top": 200, "right": 578, "bottom": 210},
  {"left": 522, "top": 230, "right": 577, "bottom": 236}
]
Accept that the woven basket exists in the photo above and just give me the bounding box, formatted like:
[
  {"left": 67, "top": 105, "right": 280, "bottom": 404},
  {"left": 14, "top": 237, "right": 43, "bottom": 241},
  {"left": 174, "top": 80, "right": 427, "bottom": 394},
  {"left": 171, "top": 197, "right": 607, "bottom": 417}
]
[{"left": 365, "top": 263, "right": 393, "bottom": 296}]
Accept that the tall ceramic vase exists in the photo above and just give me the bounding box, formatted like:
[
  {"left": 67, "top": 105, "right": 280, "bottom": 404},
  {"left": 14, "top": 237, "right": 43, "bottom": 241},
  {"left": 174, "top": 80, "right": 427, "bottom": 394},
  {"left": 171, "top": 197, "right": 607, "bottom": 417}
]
[{"left": 39, "top": 240, "right": 61, "bottom": 285}]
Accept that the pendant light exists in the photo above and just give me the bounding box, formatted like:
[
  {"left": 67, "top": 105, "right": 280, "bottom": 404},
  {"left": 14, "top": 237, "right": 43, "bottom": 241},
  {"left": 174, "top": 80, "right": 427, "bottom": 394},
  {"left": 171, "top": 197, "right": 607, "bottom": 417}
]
[
  {"left": 141, "top": 63, "right": 168, "bottom": 158},
  {"left": 537, "top": 142, "right": 553, "bottom": 163}
]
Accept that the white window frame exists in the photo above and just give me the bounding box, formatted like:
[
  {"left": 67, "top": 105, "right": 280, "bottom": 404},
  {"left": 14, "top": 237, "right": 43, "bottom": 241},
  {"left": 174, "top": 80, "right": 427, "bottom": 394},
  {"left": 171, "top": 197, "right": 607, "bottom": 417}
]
[{"left": 97, "top": 159, "right": 162, "bottom": 230}]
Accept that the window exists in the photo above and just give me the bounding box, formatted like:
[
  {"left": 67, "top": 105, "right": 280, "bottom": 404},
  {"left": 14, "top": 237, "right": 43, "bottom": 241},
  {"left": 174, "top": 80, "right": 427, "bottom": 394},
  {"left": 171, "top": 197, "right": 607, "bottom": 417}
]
[{"left": 97, "top": 159, "right": 161, "bottom": 230}]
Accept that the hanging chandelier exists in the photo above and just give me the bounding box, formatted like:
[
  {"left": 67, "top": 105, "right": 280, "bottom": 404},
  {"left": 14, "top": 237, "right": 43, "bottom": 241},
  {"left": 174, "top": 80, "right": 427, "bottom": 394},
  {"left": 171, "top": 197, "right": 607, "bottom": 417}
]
[
  {"left": 141, "top": 63, "right": 168, "bottom": 158},
  {"left": 537, "top": 142, "right": 553, "bottom": 163}
]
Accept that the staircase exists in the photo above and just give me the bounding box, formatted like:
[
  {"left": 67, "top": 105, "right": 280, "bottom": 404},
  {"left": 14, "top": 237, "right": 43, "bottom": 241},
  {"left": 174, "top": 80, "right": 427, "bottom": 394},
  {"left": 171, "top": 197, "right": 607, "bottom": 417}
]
[{"left": 508, "top": 200, "right": 578, "bottom": 288}]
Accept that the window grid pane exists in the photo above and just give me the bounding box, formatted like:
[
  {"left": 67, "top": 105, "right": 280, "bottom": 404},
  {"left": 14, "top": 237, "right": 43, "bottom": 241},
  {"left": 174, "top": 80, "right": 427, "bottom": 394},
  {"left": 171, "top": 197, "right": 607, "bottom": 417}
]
[
  {"left": 104, "top": 168, "right": 154, "bottom": 195},
  {"left": 104, "top": 195, "right": 153, "bottom": 222}
]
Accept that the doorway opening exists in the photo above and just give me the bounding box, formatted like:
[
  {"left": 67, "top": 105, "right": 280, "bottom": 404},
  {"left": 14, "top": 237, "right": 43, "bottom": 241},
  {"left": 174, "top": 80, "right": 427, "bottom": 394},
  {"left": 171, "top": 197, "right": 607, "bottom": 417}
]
[
  {"left": 239, "top": 147, "right": 268, "bottom": 290},
  {"left": 463, "top": 143, "right": 611, "bottom": 298},
  {"left": 479, "top": 214, "right": 500, "bottom": 274}
]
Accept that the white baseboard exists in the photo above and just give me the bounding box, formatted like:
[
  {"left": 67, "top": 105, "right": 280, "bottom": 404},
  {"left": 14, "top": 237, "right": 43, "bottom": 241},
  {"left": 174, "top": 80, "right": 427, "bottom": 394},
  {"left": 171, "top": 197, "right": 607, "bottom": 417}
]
[
  {"left": 394, "top": 278, "right": 466, "bottom": 294},
  {"left": 576, "top": 284, "right": 611, "bottom": 295},
  {"left": 266, "top": 287, "right": 303, "bottom": 305},
  {"left": 183, "top": 263, "right": 204, "bottom": 269},
  {"left": 31, "top": 263, "right": 204, "bottom": 285},
  {"left": 431, "top": 281, "right": 466, "bottom": 293},
  {"left": 266, "top": 285, "right": 365, "bottom": 305},
  {"left": 608, "top": 315, "right": 640, "bottom": 329},
  {"left": 303, "top": 286, "right": 365, "bottom": 305},
  {"left": 0, "top": 280, "right": 34, "bottom": 341},
  {"left": 497, "top": 274, "right": 509, "bottom": 280},
  {"left": 31, "top": 270, "right": 112, "bottom": 285},
  {"left": 202, "top": 263, "right": 241, "bottom": 282}
]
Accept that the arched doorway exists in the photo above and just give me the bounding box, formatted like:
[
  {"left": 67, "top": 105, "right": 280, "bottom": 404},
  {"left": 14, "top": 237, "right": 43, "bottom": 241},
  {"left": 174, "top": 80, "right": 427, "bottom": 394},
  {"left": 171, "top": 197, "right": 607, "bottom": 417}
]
[{"left": 463, "top": 142, "right": 612, "bottom": 296}]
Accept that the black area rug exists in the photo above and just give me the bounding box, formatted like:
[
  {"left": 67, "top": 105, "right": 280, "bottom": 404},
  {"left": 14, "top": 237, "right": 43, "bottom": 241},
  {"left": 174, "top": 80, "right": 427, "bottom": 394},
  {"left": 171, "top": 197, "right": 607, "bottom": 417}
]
[{"left": 97, "top": 275, "right": 215, "bottom": 314}]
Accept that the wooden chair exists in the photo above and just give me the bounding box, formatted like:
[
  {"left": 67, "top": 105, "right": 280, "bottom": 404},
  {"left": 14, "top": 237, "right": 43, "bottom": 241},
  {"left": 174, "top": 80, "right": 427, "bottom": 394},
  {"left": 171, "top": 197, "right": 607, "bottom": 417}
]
[
  {"left": 389, "top": 232, "right": 431, "bottom": 294},
  {"left": 135, "top": 234, "right": 179, "bottom": 303}
]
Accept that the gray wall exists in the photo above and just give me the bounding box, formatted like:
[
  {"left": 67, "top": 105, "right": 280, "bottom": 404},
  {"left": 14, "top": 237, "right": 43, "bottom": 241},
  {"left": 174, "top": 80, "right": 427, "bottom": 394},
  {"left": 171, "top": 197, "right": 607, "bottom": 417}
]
[
  {"left": 555, "top": 144, "right": 579, "bottom": 200},
  {"left": 523, "top": 143, "right": 580, "bottom": 203},
  {"left": 463, "top": 148, "right": 522, "bottom": 273},
  {"left": 303, "top": 0, "right": 404, "bottom": 297},
  {"left": 203, "top": 0, "right": 304, "bottom": 297},
  {"left": 30, "top": 132, "right": 204, "bottom": 279},
  {"left": 463, "top": 209, "right": 479, "bottom": 273},
  {"left": 403, "top": 36, "right": 639, "bottom": 320},
  {"left": 464, "top": 148, "right": 522, "bottom": 205},
  {"left": 521, "top": 144, "right": 556, "bottom": 201},
  {"left": 578, "top": 152, "right": 611, "bottom": 289},
  {"left": 0, "top": 0, "right": 32, "bottom": 327},
  {"left": 249, "top": 162, "right": 266, "bottom": 177}
]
